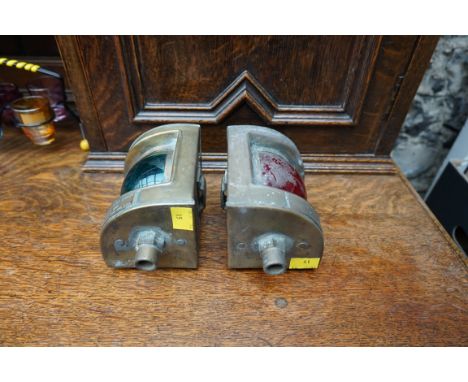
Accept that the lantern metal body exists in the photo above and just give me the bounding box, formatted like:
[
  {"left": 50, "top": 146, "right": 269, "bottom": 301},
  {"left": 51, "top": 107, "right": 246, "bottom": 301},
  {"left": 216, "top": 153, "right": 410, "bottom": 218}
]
[
  {"left": 101, "top": 124, "right": 205, "bottom": 271},
  {"left": 221, "top": 125, "right": 323, "bottom": 275}
]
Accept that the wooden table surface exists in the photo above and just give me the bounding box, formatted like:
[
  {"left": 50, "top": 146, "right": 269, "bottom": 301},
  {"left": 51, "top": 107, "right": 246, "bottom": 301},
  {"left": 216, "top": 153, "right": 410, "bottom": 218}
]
[{"left": 0, "top": 127, "right": 466, "bottom": 346}]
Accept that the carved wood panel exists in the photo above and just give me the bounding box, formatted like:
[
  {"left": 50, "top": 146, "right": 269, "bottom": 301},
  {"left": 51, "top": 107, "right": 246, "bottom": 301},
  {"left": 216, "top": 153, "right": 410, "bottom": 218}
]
[
  {"left": 122, "top": 36, "right": 380, "bottom": 126},
  {"left": 57, "top": 36, "right": 438, "bottom": 171}
]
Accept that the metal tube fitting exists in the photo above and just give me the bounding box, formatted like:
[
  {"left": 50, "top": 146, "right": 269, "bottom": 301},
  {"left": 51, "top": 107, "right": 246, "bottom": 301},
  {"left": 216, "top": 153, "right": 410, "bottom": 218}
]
[
  {"left": 135, "top": 244, "right": 161, "bottom": 271},
  {"left": 261, "top": 246, "right": 287, "bottom": 275}
]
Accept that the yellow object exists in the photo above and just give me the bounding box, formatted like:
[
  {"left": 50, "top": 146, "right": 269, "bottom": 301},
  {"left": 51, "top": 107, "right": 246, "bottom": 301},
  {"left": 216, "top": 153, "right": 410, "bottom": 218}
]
[
  {"left": 80, "top": 139, "right": 90, "bottom": 151},
  {"left": 0, "top": 57, "right": 41, "bottom": 72},
  {"left": 289, "top": 257, "right": 320, "bottom": 269},
  {"left": 170, "top": 207, "right": 194, "bottom": 231}
]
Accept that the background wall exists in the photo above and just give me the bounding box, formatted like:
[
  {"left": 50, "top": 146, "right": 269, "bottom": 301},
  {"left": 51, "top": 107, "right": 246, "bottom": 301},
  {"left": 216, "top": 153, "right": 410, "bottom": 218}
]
[{"left": 392, "top": 36, "right": 468, "bottom": 195}]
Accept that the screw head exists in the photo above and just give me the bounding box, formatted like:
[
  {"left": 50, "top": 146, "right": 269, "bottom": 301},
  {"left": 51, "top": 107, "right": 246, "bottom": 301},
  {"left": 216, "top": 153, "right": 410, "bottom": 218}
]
[
  {"left": 114, "top": 239, "right": 126, "bottom": 249},
  {"left": 176, "top": 238, "right": 187, "bottom": 246},
  {"left": 296, "top": 241, "right": 309, "bottom": 249},
  {"left": 236, "top": 242, "right": 247, "bottom": 250}
]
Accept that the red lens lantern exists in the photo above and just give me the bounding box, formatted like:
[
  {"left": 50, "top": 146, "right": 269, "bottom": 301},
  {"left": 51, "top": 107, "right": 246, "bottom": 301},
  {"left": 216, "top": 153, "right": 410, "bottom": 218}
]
[{"left": 222, "top": 125, "right": 324, "bottom": 275}]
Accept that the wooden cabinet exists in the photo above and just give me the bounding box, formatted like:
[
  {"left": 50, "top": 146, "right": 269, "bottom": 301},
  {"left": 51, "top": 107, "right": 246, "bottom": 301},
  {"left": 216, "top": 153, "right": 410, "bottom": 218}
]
[{"left": 57, "top": 36, "right": 438, "bottom": 172}]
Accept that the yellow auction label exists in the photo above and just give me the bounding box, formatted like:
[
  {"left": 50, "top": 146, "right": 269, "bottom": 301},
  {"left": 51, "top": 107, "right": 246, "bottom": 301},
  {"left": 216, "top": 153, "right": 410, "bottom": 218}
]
[
  {"left": 170, "top": 207, "right": 194, "bottom": 231},
  {"left": 289, "top": 257, "right": 320, "bottom": 269}
]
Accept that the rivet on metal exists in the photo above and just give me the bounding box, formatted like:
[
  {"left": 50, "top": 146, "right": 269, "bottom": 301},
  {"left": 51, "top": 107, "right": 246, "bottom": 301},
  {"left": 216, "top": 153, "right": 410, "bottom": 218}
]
[
  {"left": 176, "top": 238, "right": 187, "bottom": 246},
  {"left": 236, "top": 242, "right": 247, "bottom": 250},
  {"left": 297, "top": 241, "right": 309, "bottom": 249}
]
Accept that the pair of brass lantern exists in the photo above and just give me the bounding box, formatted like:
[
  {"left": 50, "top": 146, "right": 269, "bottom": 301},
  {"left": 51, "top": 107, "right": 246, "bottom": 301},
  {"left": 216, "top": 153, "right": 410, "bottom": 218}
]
[{"left": 100, "top": 124, "right": 324, "bottom": 275}]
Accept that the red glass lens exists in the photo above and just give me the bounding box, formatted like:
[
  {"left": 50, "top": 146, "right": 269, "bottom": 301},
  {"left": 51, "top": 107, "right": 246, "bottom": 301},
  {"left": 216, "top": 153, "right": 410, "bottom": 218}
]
[{"left": 258, "top": 151, "right": 307, "bottom": 199}]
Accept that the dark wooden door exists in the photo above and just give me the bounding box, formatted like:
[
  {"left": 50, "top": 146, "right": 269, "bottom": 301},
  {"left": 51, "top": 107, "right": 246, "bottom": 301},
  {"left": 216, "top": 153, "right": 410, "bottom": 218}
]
[{"left": 57, "top": 36, "right": 437, "bottom": 172}]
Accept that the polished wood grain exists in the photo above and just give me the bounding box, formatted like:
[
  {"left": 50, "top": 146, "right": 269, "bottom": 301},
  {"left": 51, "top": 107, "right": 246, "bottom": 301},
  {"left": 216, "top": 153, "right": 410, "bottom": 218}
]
[
  {"left": 0, "top": 127, "right": 466, "bottom": 346},
  {"left": 56, "top": 36, "right": 438, "bottom": 167},
  {"left": 83, "top": 152, "right": 398, "bottom": 174},
  {"left": 124, "top": 36, "right": 379, "bottom": 125},
  {"left": 56, "top": 36, "right": 107, "bottom": 152},
  {"left": 376, "top": 36, "right": 440, "bottom": 155}
]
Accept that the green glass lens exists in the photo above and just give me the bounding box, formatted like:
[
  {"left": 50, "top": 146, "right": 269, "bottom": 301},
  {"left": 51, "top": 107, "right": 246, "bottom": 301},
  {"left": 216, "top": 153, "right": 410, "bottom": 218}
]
[{"left": 121, "top": 154, "right": 167, "bottom": 194}]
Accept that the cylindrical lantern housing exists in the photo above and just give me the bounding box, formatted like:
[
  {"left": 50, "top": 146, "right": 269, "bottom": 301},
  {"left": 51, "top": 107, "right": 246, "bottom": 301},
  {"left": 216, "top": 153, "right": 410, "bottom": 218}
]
[
  {"left": 222, "top": 125, "right": 323, "bottom": 275},
  {"left": 101, "top": 124, "right": 205, "bottom": 271}
]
